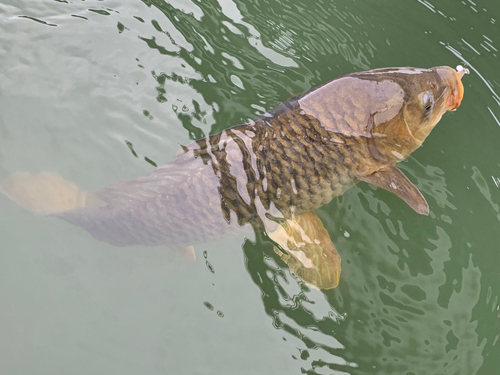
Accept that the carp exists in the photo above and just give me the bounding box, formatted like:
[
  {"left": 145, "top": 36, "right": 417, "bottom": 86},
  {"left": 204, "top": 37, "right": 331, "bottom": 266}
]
[{"left": 0, "top": 65, "right": 466, "bottom": 289}]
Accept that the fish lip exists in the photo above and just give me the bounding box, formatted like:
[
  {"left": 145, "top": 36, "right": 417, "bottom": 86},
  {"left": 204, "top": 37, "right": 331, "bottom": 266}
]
[
  {"left": 436, "top": 66, "right": 464, "bottom": 111},
  {"left": 450, "top": 68, "right": 465, "bottom": 110}
]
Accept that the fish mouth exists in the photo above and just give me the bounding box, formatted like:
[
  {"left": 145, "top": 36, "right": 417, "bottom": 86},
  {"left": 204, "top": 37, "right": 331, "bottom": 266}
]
[{"left": 436, "top": 66, "right": 465, "bottom": 111}]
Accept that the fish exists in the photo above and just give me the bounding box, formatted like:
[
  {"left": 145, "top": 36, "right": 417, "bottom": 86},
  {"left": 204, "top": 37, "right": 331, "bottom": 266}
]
[{"left": 0, "top": 65, "right": 465, "bottom": 289}]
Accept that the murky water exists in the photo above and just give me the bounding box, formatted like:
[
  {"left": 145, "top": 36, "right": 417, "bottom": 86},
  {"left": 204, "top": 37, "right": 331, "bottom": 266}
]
[{"left": 1, "top": 0, "right": 499, "bottom": 374}]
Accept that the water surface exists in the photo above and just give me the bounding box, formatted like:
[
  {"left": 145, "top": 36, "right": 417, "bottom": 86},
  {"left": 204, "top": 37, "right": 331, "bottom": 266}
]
[{"left": 1, "top": 0, "right": 499, "bottom": 374}]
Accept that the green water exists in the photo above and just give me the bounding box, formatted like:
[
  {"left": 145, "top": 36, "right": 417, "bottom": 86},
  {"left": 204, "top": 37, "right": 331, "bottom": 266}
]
[{"left": 1, "top": 0, "right": 499, "bottom": 374}]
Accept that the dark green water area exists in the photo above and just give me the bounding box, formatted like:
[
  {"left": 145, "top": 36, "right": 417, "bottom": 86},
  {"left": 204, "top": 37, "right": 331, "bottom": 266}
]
[{"left": 1, "top": 0, "right": 499, "bottom": 374}]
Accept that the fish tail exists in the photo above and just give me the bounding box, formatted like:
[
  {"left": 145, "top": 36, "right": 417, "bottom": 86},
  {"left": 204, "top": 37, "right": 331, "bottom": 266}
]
[{"left": 0, "top": 172, "right": 88, "bottom": 215}]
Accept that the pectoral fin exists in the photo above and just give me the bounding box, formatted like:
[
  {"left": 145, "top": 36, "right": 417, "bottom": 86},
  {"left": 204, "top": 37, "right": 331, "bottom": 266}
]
[
  {"left": 268, "top": 211, "right": 341, "bottom": 290},
  {"left": 358, "top": 167, "right": 429, "bottom": 215}
]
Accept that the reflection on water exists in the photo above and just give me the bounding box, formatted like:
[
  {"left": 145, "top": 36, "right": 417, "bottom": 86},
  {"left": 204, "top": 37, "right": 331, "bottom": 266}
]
[{"left": 1, "top": 0, "right": 499, "bottom": 374}]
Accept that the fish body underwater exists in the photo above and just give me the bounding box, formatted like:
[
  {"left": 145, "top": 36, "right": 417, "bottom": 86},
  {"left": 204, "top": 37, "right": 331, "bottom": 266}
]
[{"left": 0, "top": 66, "right": 465, "bottom": 289}]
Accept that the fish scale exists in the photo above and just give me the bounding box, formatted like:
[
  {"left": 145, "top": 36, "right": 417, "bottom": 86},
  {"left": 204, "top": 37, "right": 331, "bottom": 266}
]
[{"left": 67, "top": 105, "right": 361, "bottom": 246}]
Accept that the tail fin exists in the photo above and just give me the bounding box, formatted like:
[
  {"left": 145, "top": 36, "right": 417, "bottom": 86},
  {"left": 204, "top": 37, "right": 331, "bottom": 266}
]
[{"left": 0, "top": 172, "right": 87, "bottom": 215}]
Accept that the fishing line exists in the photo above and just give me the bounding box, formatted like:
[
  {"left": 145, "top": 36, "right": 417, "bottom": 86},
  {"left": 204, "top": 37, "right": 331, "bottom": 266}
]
[{"left": 445, "top": 37, "right": 500, "bottom": 105}]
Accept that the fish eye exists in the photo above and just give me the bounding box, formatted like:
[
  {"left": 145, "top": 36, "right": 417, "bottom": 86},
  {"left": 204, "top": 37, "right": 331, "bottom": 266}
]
[{"left": 423, "top": 91, "right": 433, "bottom": 112}]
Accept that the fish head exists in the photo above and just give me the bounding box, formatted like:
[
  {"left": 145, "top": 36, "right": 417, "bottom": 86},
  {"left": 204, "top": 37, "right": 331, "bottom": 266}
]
[
  {"left": 400, "top": 66, "right": 464, "bottom": 145},
  {"left": 369, "top": 66, "right": 464, "bottom": 162}
]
